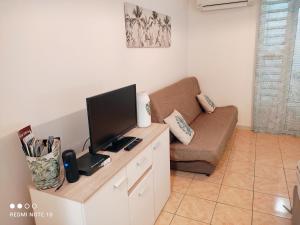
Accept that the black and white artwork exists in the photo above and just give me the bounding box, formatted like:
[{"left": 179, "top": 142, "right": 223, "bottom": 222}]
[{"left": 124, "top": 3, "right": 171, "bottom": 48}]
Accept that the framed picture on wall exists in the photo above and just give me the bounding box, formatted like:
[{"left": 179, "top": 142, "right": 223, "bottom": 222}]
[{"left": 124, "top": 3, "right": 171, "bottom": 48}]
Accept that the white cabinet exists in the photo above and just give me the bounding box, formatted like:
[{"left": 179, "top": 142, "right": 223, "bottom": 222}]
[
  {"left": 29, "top": 189, "right": 84, "bottom": 225},
  {"left": 84, "top": 168, "right": 129, "bottom": 225},
  {"left": 29, "top": 125, "right": 170, "bottom": 225},
  {"left": 129, "top": 169, "right": 155, "bottom": 225},
  {"left": 152, "top": 131, "right": 171, "bottom": 218}
]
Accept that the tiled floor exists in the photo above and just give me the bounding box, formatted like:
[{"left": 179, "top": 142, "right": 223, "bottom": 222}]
[{"left": 155, "top": 128, "right": 300, "bottom": 225}]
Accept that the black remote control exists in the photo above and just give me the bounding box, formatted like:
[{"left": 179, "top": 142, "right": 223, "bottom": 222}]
[{"left": 124, "top": 138, "right": 143, "bottom": 151}]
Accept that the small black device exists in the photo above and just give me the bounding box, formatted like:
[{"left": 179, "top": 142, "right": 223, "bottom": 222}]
[
  {"left": 62, "top": 150, "right": 80, "bottom": 183},
  {"left": 86, "top": 84, "right": 137, "bottom": 153},
  {"left": 124, "top": 138, "right": 143, "bottom": 151},
  {"left": 77, "top": 153, "right": 111, "bottom": 176}
]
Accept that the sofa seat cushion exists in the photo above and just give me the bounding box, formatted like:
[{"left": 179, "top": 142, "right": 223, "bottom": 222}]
[{"left": 170, "top": 106, "right": 238, "bottom": 165}]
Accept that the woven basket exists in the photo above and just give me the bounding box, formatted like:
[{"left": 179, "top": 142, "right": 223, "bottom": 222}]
[{"left": 26, "top": 144, "right": 61, "bottom": 190}]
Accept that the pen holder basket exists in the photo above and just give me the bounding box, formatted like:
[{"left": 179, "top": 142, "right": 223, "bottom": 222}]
[{"left": 26, "top": 144, "right": 61, "bottom": 190}]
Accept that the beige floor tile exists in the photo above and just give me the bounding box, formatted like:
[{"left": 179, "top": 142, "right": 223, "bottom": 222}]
[
  {"left": 217, "top": 185, "right": 253, "bottom": 210},
  {"left": 170, "top": 215, "right": 208, "bottom": 225},
  {"left": 223, "top": 145, "right": 233, "bottom": 156},
  {"left": 215, "top": 158, "right": 229, "bottom": 173},
  {"left": 255, "top": 147, "right": 282, "bottom": 158},
  {"left": 194, "top": 171, "right": 224, "bottom": 185},
  {"left": 171, "top": 174, "right": 193, "bottom": 194},
  {"left": 171, "top": 170, "right": 195, "bottom": 179},
  {"left": 256, "top": 145, "right": 281, "bottom": 154},
  {"left": 227, "top": 136, "right": 235, "bottom": 147},
  {"left": 285, "top": 169, "right": 298, "bottom": 184},
  {"left": 163, "top": 192, "right": 184, "bottom": 213},
  {"left": 254, "top": 176, "right": 288, "bottom": 197},
  {"left": 282, "top": 154, "right": 299, "bottom": 170},
  {"left": 255, "top": 165, "right": 285, "bottom": 181},
  {"left": 279, "top": 135, "right": 300, "bottom": 152},
  {"left": 252, "top": 212, "right": 292, "bottom": 225},
  {"left": 255, "top": 144, "right": 280, "bottom": 154},
  {"left": 220, "top": 148, "right": 231, "bottom": 161},
  {"left": 256, "top": 151, "right": 283, "bottom": 168},
  {"left": 155, "top": 211, "right": 174, "bottom": 225},
  {"left": 287, "top": 183, "right": 296, "bottom": 198},
  {"left": 186, "top": 180, "right": 221, "bottom": 201},
  {"left": 235, "top": 132, "right": 256, "bottom": 144},
  {"left": 229, "top": 149, "right": 255, "bottom": 163},
  {"left": 279, "top": 135, "right": 300, "bottom": 154},
  {"left": 226, "top": 133, "right": 236, "bottom": 149},
  {"left": 227, "top": 160, "right": 254, "bottom": 175},
  {"left": 222, "top": 171, "right": 254, "bottom": 190},
  {"left": 279, "top": 135, "right": 300, "bottom": 144},
  {"left": 167, "top": 132, "right": 298, "bottom": 225},
  {"left": 219, "top": 154, "right": 230, "bottom": 164},
  {"left": 287, "top": 183, "right": 295, "bottom": 206},
  {"left": 235, "top": 128, "right": 256, "bottom": 137},
  {"left": 281, "top": 147, "right": 300, "bottom": 158},
  {"left": 256, "top": 133, "right": 279, "bottom": 147},
  {"left": 235, "top": 131, "right": 255, "bottom": 139},
  {"left": 253, "top": 192, "right": 292, "bottom": 219},
  {"left": 234, "top": 130, "right": 255, "bottom": 143},
  {"left": 211, "top": 203, "right": 252, "bottom": 225},
  {"left": 280, "top": 142, "right": 300, "bottom": 154},
  {"left": 176, "top": 195, "right": 215, "bottom": 223},
  {"left": 233, "top": 142, "right": 256, "bottom": 152}
]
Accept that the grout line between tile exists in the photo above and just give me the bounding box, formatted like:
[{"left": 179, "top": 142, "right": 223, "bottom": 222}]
[
  {"left": 220, "top": 184, "right": 253, "bottom": 192},
  {"left": 173, "top": 172, "right": 195, "bottom": 216},
  {"left": 251, "top": 190, "right": 289, "bottom": 199},
  {"left": 167, "top": 213, "right": 175, "bottom": 225},
  {"left": 165, "top": 130, "right": 299, "bottom": 225},
  {"left": 278, "top": 136, "right": 293, "bottom": 211},
  {"left": 252, "top": 135, "right": 293, "bottom": 222},
  {"left": 168, "top": 130, "right": 297, "bottom": 225},
  {"left": 172, "top": 214, "right": 211, "bottom": 225},
  {"left": 209, "top": 131, "right": 236, "bottom": 224},
  {"left": 251, "top": 132, "right": 257, "bottom": 225}
]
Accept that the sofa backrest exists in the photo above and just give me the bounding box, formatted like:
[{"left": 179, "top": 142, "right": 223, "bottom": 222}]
[{"left": 150, "top": 77, "right": 202, "bottom": 124}]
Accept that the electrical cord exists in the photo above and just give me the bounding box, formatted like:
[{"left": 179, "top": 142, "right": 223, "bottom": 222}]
[{"left": 82, "top": 137, "right": 90, "bottom": 152}]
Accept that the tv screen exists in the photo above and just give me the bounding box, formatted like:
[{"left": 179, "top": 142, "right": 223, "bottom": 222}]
[{"left": 86, "top": 85, "right": 137, "bottom": 154}]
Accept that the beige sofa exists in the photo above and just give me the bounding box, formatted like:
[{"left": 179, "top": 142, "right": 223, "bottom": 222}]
[{"left": 150, "top": 77, "right": 238, "bottom": 175}]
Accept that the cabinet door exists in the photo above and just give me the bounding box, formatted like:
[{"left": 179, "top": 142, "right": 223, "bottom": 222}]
[
  {"left": 84, "top": 168, "right": 130, "bottom": 225},
  {"left": 129, "top": 169, "right": 155, "bottom": 225},
  {"left": 152, "top": 130, "right": 171, "bottom": 218}
]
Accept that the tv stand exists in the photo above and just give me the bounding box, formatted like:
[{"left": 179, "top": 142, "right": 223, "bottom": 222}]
[
  {"left": 29, "top": 124, "right": 170, "bottom": 225},
  {"left": 104, "top": 136, "right": 136, "bottom": 152}
]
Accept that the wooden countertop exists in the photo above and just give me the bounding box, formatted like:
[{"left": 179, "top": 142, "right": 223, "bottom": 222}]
[{"left": 29, "top": 123, "right": 169, "bottom": 203}]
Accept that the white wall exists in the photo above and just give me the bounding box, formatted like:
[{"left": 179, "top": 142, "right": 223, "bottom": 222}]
[
  {"left": 0, "top": 0, "right": 188, "bottom": 138},
  {"left": 0, "top": 1, "right": 262, "bottom": 224},
  {"left": 187, "top": 0, "right": 260, "bottom": 127},
  {"left": 0, "top": 1, "right": 188, "bottom": 224}
]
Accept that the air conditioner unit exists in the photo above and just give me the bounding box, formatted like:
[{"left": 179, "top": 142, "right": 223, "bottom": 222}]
[{"left": 196, "top": 0, "right": 254, "bottom": 11}]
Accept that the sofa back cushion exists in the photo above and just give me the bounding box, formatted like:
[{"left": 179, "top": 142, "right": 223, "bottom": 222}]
[{"left": 150, "top": 77, "right": 202, "bottom": 124}]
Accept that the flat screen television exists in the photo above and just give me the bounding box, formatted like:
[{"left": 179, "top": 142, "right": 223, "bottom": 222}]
[{"left": 86, "top": 84, "right": 137, "bottom": 154}]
